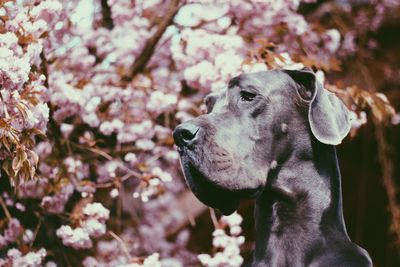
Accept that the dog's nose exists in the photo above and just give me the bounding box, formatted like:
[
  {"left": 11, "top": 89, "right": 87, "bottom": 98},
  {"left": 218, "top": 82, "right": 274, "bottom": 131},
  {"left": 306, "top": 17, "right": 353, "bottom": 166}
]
[{"left": 173, "top": 122, "right": 200, "bottom": 147}]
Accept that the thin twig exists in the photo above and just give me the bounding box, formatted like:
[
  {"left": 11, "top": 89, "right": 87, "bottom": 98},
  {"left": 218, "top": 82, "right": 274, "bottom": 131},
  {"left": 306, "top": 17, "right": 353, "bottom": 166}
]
[
  {"left": 0, "top": 195, "right": 12, "bottom": 221},
  {"left": 30, "top": 217, "right": 42, "bottom": 247},
  {"left": 69, "top": 142, "right": 113, "bottom": 160},
  {"left": 209, "top": 208, "right": 219, "bottom": 229},
  {"left": 118, "top": 164, "right": 142, "bottom": 179},
  {"left": 95, "top": 182, "right": 114, "bottom": 188},
  {"left": 117, "top": 191, "right": 122, "bottom": 233},
  {"left": 87, "top": 147, "right": 113, "bottom": 161},
  {"left": 145, "top": 152, "right": 165, "bottom": 165},
  {"left": 109, "top": 230, "right": 132, "bottom": 260}
]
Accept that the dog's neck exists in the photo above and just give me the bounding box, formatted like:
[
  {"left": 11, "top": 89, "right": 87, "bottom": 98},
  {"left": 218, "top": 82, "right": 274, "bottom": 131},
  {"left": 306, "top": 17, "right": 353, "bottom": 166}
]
[{"left": 253, "top": 139, "right": 350, "bottom": 266}]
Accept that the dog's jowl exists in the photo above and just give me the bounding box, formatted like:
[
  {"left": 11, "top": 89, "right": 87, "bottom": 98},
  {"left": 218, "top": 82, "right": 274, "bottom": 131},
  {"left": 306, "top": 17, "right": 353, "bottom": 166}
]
[{"left": 173, "top": 69, "right": 372, "bottom": 267}]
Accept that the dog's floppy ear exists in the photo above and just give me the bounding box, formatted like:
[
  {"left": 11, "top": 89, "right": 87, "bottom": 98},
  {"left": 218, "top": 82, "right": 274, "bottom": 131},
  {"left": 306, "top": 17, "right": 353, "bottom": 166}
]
[{"left": 284, "top": 68, "right": 353, "bottom": 145}]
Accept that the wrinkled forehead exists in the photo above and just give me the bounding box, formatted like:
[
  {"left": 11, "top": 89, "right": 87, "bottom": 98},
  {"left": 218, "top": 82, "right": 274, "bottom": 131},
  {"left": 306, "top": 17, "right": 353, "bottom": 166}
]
[
  {"left": 212, "top": 70, "right": 291, "bottom": 96},
  {"left": 205, "top": 70, "right": 292, "bottom": 105},
  {"left": 228, "top": 70, "right": 290, "bottom": 94}
]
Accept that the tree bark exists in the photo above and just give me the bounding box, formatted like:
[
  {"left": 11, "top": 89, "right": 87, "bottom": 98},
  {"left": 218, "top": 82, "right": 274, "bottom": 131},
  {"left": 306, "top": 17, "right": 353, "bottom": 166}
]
[
  {"left": 101, "top": 0, "right": 114, "bottom": 30},
  {"left": 123, "top": 0, "right": 181, "bottom": 82}
]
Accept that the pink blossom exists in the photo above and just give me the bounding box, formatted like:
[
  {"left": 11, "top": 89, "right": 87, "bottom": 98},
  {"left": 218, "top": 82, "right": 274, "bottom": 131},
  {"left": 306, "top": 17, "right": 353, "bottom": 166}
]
[
  {"left": 82, "top": 219, "right": 107, "bottom": 238},
  {"left": 4, "top": 218, "right": 22, "bottom": 243},
  {"left": 151, "top": 167, "right": 173, "bottom": 182},
  {"left": 5, "top": 248, "right": 47, "bottom": 267},
  {"left": 17, "top": 178, "right": 48, "bottom": 199},
  {"left": 147, "top": 91, "right": 178, "bottom": 114},
  {"left": 0, "top": 33, "right": 31, "bottom": 91},
  {"left": 199, "top": 212, "right": 245, "bottom": 267},
  {"left": 324, "top": 29, "right": 341, "bottom": 53},
  {"left": 56, "top": 225, "right": 93, "bottom": 249},
  {"left": 124, "top": 153, "right": 138, "bottom": 165},
  {"left": 97, "top": 160, "right": 120, "bottom": 183},
  {"left": 136, "top": 139, "right": 155, "bottom": 151},
  {"left": 83, "top": 202, "right": 110, "bottom": 221},
  {"left": 41, "top": 183, "right": 74, "bottom": 213},
  {"left": 109, "top": 188, "right": 119, "bottom": 198}
]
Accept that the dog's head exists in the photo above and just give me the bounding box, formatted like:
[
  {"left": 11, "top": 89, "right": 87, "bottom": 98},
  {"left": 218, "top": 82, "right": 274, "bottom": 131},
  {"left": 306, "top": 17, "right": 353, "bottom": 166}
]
[{"left": 173, "top": 69, "right": 352, "bottom": 215}]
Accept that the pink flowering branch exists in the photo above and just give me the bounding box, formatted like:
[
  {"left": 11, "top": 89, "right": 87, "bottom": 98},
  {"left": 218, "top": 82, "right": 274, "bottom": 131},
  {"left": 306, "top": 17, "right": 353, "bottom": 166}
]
[{"left": 123, "top": 0, "right": 182, "bottom": 81}]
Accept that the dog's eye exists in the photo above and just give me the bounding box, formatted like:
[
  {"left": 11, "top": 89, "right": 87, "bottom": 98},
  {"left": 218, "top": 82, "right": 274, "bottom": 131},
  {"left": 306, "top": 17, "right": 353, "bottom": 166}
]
[
  {"left": 204, "top": 95, "right": 216, "bottom": 113},
  {"left": 240, "top": 91, "right": 256, "bottom": 102}
]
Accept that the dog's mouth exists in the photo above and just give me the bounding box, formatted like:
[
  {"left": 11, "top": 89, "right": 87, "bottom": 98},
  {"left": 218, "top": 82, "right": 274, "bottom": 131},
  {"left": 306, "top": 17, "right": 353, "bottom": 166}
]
[
  {"left": 182, "top": 158, "right": 239, "bottom": 215},
  {"left": 179, "top": 150, "right": 263, "bottom": 215}
]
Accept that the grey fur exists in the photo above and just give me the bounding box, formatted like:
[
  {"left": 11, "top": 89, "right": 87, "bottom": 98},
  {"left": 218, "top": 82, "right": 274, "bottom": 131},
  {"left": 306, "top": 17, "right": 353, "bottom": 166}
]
[{"left": 173, "top": 69, "right": 372, "bottom": 267}]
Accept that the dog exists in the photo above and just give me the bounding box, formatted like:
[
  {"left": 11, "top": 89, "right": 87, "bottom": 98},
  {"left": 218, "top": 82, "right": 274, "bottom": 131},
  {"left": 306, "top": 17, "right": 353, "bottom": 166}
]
[{"left": 173, "top": 68, "right": 372, "bottom": 266}]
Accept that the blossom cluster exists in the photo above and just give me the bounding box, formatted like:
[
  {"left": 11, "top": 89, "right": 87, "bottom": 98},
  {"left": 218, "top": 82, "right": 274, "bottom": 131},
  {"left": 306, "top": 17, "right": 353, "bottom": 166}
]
[
  {"left": 56, "top": 202, "right": 110, "bottom": 249},
  {"left": 121, "top": 253, "right": 162, "bottom": 267},
  {"left": 84, "top": 250, "right": 162, "bottom": 267},
  {"left": 0, "top": 248, "right": 48, "bottom": 267},
  {"left": 198, "top": 212, "right": 245, "bottom": 267},
  {"left": 0, "top": 218, "right": 22, "bottom": 249}
]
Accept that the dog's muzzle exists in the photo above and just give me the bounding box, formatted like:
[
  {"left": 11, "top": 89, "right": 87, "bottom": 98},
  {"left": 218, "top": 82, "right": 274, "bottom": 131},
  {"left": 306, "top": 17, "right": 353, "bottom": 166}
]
[{"left": 173, "top": 122, "right": 240, "bottom": 215}]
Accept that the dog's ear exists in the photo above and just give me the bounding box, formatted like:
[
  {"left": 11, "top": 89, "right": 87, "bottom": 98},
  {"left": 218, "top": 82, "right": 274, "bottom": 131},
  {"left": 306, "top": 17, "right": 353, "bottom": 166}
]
[{"left": 284, "top": 68, "right": 353, "bottom": 145}]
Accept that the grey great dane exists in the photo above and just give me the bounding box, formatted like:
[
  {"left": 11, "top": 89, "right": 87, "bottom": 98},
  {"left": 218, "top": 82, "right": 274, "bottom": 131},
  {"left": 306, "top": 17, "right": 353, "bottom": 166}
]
[{"left": 173, "top": 69, "right": 372, "bottom": 266}]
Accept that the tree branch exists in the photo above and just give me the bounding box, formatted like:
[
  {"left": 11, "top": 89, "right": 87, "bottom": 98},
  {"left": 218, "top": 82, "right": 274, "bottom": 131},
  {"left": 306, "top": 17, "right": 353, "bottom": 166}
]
[
  {"left": 0, "top": 195, "right": 12, "bottom": 221},
  {"left": 101, "top": 0, "right": 114, "bottom": 30},
  {"left": 166, "top": 190, "right": 207, "bottom": 238},
  {"left": 40, "top": 51, "right": 49, "bottom": 88},
  {"left": 123, "top": 0, "right": 181, "bottom": 81},
  {"left": 40, "top": 50, "right": 65, "bottom": 157}
]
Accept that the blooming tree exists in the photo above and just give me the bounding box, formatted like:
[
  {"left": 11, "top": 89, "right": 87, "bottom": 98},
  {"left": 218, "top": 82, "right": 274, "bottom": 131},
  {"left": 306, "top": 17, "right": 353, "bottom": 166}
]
[
  {"left": 198, "top": 212, "right": 246, "bottom": 267},
  {"left": 0, "top": 0, "right": 398, "bottom": 266}
]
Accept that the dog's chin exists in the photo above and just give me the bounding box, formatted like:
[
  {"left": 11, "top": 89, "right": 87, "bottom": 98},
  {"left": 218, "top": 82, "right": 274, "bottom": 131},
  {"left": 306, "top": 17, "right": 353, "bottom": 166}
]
[{"left": 180, "top": 158, "right": 244, "bottom": 215}]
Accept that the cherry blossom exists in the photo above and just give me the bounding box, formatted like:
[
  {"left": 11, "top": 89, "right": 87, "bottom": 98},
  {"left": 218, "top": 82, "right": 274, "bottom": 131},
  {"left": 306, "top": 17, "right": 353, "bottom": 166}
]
[
  {"left": 1, "top": 248, "right": 47, "bottom": 267},
  {"left": 198, "top": 212, "right": 245, "bottom": 267}
]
